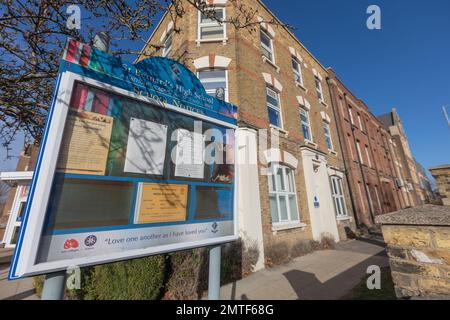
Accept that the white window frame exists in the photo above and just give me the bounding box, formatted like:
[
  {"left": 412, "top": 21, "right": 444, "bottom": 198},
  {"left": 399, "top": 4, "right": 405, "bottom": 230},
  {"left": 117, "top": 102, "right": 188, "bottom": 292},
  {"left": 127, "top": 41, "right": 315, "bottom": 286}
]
[
  {"left": 330, "top": 176, "right": 347, "bottom": 217},
  {"left": 162, "top": 32, "right": 173, "bottom": 57},
  {"left": 197, "top": 7, "right": 226, "bottom": 41},
  {"left": 323, "top": 121, "right": 333, "bottom": 151},
  {"left": 348, "top": 106, "right": 354, "bottom": 124},
  {"left": 266, "top": 86, "right": 282, "bottom": 129},
  {"left": 300, "top": 107, "right": 313, "bottom": 142},
  {"left": 356, "top": 141, "right": 364, "bottom": 164},
  {"left": 268, "top": 163, "right": 300, "bottom": 226},
  {"left": 260, "top": 29, "right": 275, "bottom": 64},
  {"left": 197, "top": 68, "right": 229, "bottom": 102},
  {"left": 291, "top": 56, "right": 303, "bottom": 86},
  {"left": 374, "top": 185, "right": 382, "bottom": 213},
  {"left": 365, "top": 145, "right": 372, "bottom": 167},
  {"left": 357, "top": 113, "right": 364, "bottom": 132},
  {"left": 347, "top": 135, "right": 355, "bottom": 160},
  {"left": 314, "top": 76, "right": 324, "bottom": 102}
]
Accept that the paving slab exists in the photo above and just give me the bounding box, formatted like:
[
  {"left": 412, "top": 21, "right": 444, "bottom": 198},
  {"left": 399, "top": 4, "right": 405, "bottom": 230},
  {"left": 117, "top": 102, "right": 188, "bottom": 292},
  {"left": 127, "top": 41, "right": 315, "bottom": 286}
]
[
  {"left": 220, "top": 239, "right": 389, "bottom": 300},
  {"left": 0, "top": 264, "right": 38, "bottom": 300}
]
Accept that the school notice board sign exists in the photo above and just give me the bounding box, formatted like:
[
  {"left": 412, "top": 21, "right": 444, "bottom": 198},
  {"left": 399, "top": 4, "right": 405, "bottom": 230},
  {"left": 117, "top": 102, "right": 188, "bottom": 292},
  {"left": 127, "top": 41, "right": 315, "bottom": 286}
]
[{"left": 9, "top": 39, "right": 238, "bottom": 278}]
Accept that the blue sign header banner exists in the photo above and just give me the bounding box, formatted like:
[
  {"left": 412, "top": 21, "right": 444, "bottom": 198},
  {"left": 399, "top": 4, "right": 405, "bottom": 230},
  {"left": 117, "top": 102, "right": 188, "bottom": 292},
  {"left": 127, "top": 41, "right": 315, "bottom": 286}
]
[{"left": 62, "top": 39, "right": 237, "bottom": 124}]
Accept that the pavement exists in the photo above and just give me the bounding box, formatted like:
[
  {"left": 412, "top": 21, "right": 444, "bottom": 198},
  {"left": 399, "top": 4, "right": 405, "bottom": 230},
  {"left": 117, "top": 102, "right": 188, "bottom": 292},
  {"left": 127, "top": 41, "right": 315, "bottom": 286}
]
[
  {"left": 0, "top": 238, "right": 387, "bottom": 300},
  {"left": 0, "top": 247, "right": 38, "bottom": 300},
  {"left": 220, "top": 238, "right": 389, "bottom": 300}
]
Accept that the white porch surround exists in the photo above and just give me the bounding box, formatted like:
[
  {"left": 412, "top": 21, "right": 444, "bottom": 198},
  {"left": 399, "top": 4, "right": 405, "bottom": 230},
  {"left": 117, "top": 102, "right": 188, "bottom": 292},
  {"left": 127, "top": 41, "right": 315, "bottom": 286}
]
[
  {"left": 300, "top": 147, "right": 340, "bottom": 242},
  {"left": 236, "top": 128, "right": 265, "bottom": 271},
  {"left": 1, "top": 171, "right": 33, "bottom": 248}
]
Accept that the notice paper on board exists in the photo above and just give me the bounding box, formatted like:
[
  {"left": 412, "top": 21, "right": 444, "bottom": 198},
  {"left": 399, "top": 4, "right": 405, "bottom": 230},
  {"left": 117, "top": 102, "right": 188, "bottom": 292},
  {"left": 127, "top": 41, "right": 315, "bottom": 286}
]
[
  {"left": 135, "top": 182, "right": 188, "bottom": 224},
  {"left": 56, "top": 110, "right": 113, "bottom": 175},
  {"left": 174, "top": 129, "right": 204, "bottom": 179},
  {"left": 124, "top": 118, "right": 168, "bottom": 175}
]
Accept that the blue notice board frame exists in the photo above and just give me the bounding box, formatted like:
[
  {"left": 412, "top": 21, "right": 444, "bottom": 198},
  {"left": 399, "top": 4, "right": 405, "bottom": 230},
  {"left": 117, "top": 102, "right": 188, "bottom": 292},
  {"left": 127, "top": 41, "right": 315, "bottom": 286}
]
[{"left": 9, "top": 39, "right": 239, "bottom": 279}]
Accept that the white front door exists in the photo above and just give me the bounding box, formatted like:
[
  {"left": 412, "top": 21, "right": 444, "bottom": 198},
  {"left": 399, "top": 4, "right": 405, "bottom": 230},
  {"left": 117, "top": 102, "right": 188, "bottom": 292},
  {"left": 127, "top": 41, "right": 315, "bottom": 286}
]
[
  {"left": 301, "top": 149, "right": 340, "bottom": 242},
  {"left": 3, "top": 185, "right": 28, "bottom": 248}
]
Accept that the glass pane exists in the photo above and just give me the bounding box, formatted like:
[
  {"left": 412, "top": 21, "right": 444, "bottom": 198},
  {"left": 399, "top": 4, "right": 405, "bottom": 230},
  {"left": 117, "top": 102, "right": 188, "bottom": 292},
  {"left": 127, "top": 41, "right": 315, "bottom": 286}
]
[
  {"left": 287, "top": 169, "right": 295, "bottom": 192},
  {"left": 195, "top": 186, "right": 233, "bottom": 220},
  {"left": 339, "top": 198, "right": 346, "bottom": 215},
  {"left": 291, "top": 58, "right": 299, "bottom": 71},
  {"left": 11, "top": 227, "right": 20, "bottom": 245},
  {"left": 200, "top": 25, "right": 224, "bottom": 39},
  {"left": 201, "top": 9, "right": 223, "bottom": 23},
  {"left": 269, "top": 195, "right": 279, "bottom": 223},
  {"left": 17, "top": 202, "right": 26, "bottom": 221},
  {"left": 302, "top": 124, "right": 310, "bottom": 140},
  {"left": 288, "top": 195, "right": 299, "bottom": 221},
  {"left": 334, "top": 198, "right": 342, "bottom": 216},
  {"left": 261, "top": 46, "right": 273, "bottom": 61},
  {"left": 279, "top": 196, "right": 289, "bottom": 221},
  {"left": 45, "top": 178, "right": 134, "bottom": 230},
  {"left": 202, "top": 81, "right": 227, "bottom": 91},
  {"left": 276, "top": 167, "right": 285, "bottom": 191},
  {"left": 266, "top": 94, "right": 279, "bottom": 108},
  {"left": 268, "top": 107, "right": 280, "bottom": 127},
  {"left": 337, "top": 179, "right": 343, "bottom": 195},
  {"left": 268, "top": 171, "right": 276, "bottom": 192},
  {"left": 260, "top": 30, "right": 271, "bottom": 47},
  {"left": 198, "top": 69, "right": 226, "bottom": 80}
]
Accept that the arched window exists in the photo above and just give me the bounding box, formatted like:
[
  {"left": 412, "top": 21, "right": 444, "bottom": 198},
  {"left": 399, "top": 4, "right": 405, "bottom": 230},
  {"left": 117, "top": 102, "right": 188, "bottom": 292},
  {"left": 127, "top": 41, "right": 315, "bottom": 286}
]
[
  {"left": 330, "top": 176, "right": 347, "bottom": 217},
  {"left": 268, "top": 163, "right": 300, "bottom": 224}
]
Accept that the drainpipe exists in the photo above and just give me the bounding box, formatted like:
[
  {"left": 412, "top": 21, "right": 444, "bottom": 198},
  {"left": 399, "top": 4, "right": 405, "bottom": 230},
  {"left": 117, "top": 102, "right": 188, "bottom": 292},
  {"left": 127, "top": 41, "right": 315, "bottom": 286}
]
[
  {"left": 325, "top": 77, "right": 360, "bottom": 228},
  {"left": 342, "top": 92, "right": 376, "bottom": 227}
]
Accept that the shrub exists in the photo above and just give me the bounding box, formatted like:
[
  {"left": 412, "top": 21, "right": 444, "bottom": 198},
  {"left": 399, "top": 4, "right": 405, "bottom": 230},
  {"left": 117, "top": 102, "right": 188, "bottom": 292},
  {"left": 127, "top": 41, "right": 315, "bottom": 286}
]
[
  {"left": 320, "top": 233, "right": 336, "bottom": 250},
  {"left": 164, "top": 248, "right": 208, "bottom": 300},
  {"left": 265, "top": 242, "right": 290, "bottom": 267},
  {"left": 221, "top": 239, "right": 260, "bottom": 283},
  {"left": 33, "top": 276, "right": 45, "bottom": 298},
  {"left": 290, "top": 240, "right": 313, "bottom": 258},
  {"left": 83, "top": 255, "right": 165, "bottom": 300}
]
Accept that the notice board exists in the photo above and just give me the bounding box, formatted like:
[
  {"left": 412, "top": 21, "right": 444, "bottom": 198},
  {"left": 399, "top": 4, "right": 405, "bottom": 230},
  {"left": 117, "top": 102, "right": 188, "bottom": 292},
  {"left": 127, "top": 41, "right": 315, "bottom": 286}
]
[{"left": 10, "top": 39, "right": 238, "bottom": 278}]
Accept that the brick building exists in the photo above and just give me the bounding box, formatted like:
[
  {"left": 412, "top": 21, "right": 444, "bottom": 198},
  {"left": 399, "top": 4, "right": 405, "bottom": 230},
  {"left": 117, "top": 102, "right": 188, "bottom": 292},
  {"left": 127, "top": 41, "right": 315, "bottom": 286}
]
[
  {"left": 140, "top": 0, "right": 358, "bottom": 268},
  {"left": 378, "top": 108, "right": 424, "bottom": 207},
  {"left": 0, "top": 144, "right": 38, "bottom": 247},
  {"left": 429, "top": 164, "right": 450, "bottom": 206},
  {"left": 327, "top": 70, "right": 407, "bottom": 227}
]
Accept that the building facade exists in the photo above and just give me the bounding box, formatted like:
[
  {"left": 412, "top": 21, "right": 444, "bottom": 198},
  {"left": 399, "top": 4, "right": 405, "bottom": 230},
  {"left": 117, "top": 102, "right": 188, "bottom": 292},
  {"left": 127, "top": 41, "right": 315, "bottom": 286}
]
[
  {"left": 326, "top": 70, "right": 407, "bottom": 228},
  {"left": 0, "top": 144, "right": 37, "bottom": 247},
  {"left": 140, "top": 0, "right": 358, "bottom": 268},
  {"left": 429, "top": 165, "right": 450, "bottom": 206},
  {"left": 378, "top": 108, "right": 424, "bottom": 207}
]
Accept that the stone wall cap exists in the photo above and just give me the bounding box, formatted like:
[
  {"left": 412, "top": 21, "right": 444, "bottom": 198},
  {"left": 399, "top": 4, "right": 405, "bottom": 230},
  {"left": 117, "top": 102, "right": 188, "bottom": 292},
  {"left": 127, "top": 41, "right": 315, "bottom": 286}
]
[
  {"left": 429, "top": 164, "right": 450, "bottom": 170},
  {"left": 375, "top": 205, "right": 450, "bottom": 226}
]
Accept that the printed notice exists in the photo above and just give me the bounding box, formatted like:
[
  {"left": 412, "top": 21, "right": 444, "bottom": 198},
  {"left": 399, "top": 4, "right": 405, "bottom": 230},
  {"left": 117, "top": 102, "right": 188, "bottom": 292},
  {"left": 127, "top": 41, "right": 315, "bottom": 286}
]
[
  {"left": 136, "top": 183, "right": 189, "bottom": 224},
  {"left": 124, "top": 118, "right": 168, "bottom": 175},
  {"left": 57, "top": 110, "right": 113, "bottom": 175},
  {"left": 174, "top": 129, "right": 204, "bottom": 179}
]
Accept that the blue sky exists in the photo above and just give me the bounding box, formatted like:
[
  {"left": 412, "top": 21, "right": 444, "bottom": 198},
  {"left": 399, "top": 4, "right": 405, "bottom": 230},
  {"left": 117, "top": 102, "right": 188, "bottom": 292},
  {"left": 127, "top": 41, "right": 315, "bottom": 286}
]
[
  {"left": 1, "top": 0, "right": 449, "bottom": 176},
  {"left": 261, "top": 0, "right": 450, "bottom": 175}
]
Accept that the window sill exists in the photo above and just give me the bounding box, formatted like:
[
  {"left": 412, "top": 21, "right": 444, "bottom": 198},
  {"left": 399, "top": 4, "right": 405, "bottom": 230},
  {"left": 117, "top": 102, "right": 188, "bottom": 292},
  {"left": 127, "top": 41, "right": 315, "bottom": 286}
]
[
  {"left": 270, "top": 124, "right": 289, "bottom": 136},
  {"left": 336, "top": 216, "right": 352, "bottom": 222},
  {"left": 262, "top": 56, "right": 280, "bottom": 73},
  {"left": 329, "top": 149, "right": 337, "bottom": 156},
  {"left": 196, "top": 38, "right": 228, "bottom": 45},
  {"left": 272, "top": 221, "right": 307, "bottom": 232},
  {"left": 320, "top": 100, "right": 328, "bottom": 107},
  {"left": 295, "top": 81, "right": 308, "bottom": 92},
  {"left": 305, "top": 140, "right": 317, "bottom": 148}
]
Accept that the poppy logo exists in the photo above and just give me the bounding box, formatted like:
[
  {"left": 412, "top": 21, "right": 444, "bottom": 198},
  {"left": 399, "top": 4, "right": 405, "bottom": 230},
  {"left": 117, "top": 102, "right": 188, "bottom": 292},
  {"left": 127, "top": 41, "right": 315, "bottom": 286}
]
[{"left": 63, "top": 239, "right": 79, "bottom": 250}]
